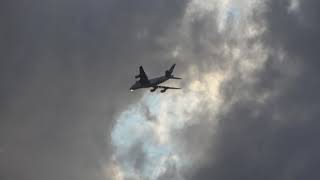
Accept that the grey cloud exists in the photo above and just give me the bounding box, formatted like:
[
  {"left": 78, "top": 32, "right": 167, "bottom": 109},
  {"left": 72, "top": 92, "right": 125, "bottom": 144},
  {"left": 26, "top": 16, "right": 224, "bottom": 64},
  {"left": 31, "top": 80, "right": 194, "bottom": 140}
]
[
  {"left": 185, "top": 0, "right": 320, "bottom": 180},
  {"left": 117, "top": 141, "right": 146, "bottom": 175},
  {"left": 0, "top": 0, "right": 189, "bottom": 179},
  {"left": 140, "top": 102, "right": 157, "bottom": 122},
  {"left": 4, "top": 0, "right": 320, "bottom": 180},
  {"left": 157, "top": 158, "right": 179, "bottom": 180}
]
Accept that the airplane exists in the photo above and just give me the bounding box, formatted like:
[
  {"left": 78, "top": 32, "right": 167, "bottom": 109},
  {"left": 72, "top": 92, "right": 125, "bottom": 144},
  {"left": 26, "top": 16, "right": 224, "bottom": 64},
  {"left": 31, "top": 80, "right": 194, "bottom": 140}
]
[{"left": 130, "top": 64, "right": 182, "bottom": 93}]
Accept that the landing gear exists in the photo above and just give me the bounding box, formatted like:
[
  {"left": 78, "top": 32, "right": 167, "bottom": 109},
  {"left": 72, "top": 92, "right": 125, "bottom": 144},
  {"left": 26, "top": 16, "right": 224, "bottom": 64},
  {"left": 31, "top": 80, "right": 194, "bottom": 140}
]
[
  {"left": 160, "top": 89, "right": 167, "bottom": 93},
  {"left": 150, "top": 87, "right": 158, "bottom": 92}
]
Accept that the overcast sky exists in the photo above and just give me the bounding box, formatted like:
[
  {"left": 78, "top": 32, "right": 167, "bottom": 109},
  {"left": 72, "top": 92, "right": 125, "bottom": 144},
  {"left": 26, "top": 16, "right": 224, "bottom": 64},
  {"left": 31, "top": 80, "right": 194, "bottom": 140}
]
[{"left": 1, "top": 0, "right": 320, "bottom": 180}]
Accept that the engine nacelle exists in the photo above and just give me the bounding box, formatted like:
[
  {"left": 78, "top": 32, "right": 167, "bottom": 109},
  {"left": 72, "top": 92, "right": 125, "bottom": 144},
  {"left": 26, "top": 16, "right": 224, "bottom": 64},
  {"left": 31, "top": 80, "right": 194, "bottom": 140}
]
[
  {"left": 135, "top": 74, "right": 141, "bottom": 78},
  {"left": 160, "top": 89, "right": 166, "bottom": 93}
]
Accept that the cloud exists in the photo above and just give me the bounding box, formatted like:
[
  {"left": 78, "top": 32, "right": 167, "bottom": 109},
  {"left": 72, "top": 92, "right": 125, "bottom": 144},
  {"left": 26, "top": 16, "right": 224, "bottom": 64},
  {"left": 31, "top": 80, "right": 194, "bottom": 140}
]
[
  {"left": 109, "top": 0, "right": 268, "bottom": 179},
  {"left": 182, "top": 0, "right": 320, "bottom": 180},
  {"left": 2, "top": 0, "right": 320, "bottom": 180},
  {"left": 111, "top": 0, "right": 320, "bottom": 179},
  {"left": 0, "top": 0, "right": 189, "bottom": 179}
]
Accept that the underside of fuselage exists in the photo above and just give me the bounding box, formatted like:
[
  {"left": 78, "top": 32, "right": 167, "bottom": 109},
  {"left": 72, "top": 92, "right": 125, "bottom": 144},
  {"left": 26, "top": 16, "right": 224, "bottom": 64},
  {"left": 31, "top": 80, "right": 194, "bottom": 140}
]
[
  {"left": 149, "top": 76, "right": 168, "bottom": 85},
  {"left": 130, "top": 76, "right": 168, "bottom": 91}
]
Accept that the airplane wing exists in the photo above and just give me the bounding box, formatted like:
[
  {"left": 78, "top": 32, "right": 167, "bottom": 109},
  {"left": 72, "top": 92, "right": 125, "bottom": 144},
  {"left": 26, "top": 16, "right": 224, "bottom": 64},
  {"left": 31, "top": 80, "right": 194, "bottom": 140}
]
[
  {"left": 157, "top": 85, "right": 181, "bottom": 92},
  {"left": 157, "top": 86, "right": 181, "bottom": 89},
  {"left": 135, "top": 66, "right": 149, "bottom": 84}
]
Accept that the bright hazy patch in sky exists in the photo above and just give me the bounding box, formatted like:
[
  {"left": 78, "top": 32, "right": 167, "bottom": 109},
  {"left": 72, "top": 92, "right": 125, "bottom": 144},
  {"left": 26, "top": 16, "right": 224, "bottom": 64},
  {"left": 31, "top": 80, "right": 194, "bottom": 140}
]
[{"left": 188, "top": 0, "right": 258, "bottom": 31}]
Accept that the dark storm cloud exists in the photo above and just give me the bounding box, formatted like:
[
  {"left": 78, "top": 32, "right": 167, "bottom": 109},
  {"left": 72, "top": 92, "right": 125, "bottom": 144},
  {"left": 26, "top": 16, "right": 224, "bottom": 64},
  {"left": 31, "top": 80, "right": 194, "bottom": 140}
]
[
  {"left": 185, "top": 0, "right": 320, "bottom": 180},
  {"left": 0, "top": 0, "right": 189, "bottom": 179}
]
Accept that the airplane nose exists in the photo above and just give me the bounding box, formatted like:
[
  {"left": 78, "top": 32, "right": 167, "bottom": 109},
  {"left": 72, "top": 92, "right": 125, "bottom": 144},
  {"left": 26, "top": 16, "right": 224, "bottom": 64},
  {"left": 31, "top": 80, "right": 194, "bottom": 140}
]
[
  {"left": 130, "top": 83, "right": 138, "bottom": 91},
  {"left": 130, "top": 86, "right": 134, "bottom": 91}
]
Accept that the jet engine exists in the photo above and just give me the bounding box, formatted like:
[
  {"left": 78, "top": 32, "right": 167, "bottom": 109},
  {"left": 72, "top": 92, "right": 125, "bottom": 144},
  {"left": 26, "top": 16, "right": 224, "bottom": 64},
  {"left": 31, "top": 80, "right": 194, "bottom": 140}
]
[
  {"left": 135, "top": 74, "right": 141, "bottom": 78},
  {"left": 160, "top": 89, "right": 166, "bottom": 93}
]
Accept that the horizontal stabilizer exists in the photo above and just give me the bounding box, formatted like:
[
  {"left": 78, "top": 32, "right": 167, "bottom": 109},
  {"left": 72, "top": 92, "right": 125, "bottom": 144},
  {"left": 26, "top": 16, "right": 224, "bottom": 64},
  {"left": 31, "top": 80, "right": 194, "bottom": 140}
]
[{"left": 170, "top": 76, "right": 182, "bottom": 79}]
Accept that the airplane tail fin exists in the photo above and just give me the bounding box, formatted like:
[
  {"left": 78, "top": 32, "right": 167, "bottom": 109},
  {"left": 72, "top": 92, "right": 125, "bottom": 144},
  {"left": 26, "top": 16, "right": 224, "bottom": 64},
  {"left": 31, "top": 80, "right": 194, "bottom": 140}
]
[
  {"left": 168, "top": 64, "right": 175, "bottom": 73},
  {"left": 165, "top": 64, "right": 182, "bottom": 79},
  {"left": 165, "top": 64, "right": 175, "bottom": 77}
]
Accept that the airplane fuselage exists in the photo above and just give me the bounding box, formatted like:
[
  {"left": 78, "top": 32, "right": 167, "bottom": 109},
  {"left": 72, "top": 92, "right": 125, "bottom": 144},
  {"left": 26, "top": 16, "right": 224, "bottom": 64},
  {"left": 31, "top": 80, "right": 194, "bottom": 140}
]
[
  {"left": 130, "top": 64, "right": 181, "bottom": 92},
  {"left": 131, "top": 75, "right": 169, "bottom": 90},
  {"left": 149, "top": 76, "right": 169, "bottom": 86}
]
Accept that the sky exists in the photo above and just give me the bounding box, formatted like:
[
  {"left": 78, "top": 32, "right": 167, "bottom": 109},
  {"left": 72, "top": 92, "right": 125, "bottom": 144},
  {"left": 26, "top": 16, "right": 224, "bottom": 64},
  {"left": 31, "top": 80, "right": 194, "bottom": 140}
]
[{"left": 1, "top": 0, "right": 320, "bottom": 180}]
